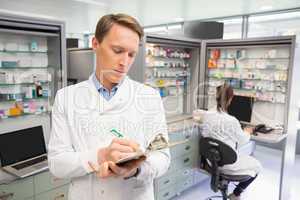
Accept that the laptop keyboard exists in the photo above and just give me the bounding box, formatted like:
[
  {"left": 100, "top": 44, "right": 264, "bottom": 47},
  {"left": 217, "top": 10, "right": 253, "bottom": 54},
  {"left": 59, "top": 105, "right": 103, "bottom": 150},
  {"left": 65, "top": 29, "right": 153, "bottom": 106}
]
[{"left": 12, "top": 155, "right": 47, "bottom": 170}]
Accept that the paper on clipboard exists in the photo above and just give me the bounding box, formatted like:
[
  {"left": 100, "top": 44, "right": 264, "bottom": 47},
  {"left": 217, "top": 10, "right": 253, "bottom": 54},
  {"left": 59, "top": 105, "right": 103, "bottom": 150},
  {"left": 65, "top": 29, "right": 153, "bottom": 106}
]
[{"left": 115, "top": 134, "right": 188, "bottom": 165}]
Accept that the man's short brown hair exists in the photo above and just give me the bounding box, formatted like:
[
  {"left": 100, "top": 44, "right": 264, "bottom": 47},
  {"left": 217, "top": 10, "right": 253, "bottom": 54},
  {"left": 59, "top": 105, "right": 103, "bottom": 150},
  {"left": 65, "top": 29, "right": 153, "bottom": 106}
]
[{"left": 95, "top": 13, "right": 144, "bottom": 43}]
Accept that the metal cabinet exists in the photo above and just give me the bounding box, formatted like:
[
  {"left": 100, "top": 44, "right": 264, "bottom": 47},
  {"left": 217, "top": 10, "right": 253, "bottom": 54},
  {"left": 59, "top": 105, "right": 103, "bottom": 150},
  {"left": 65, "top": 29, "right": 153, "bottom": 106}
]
[
  {"left": 33, "top": 171, "right": 70, "bottom": 195},
  {"left": 154, "top": 124, "right": 208, "bottom": 200},
  {"left": 0, "top": 171, "right": 69, "bottom": 200},
  {"left": 0, "top": 177, "right": 34, "bottom": 200},
  {"left": 34, "top": 185, "right": 68, "bottom": 200}
]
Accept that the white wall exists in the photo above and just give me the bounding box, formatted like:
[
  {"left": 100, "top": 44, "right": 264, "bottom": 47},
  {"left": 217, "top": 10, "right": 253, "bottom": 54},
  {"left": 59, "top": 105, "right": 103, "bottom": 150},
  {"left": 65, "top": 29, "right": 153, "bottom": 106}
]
[
  {"left": 140, "top": 0, "right": 185, "bottom": 26},
  {"left": 141, "top": 0, "right": 300, "bottom": 26},
  {"left": 107, "top": 0, "right": 140, "bottom": 19},
  {"left": 0, "top": 0, "right": 107, "bottom": 34}
]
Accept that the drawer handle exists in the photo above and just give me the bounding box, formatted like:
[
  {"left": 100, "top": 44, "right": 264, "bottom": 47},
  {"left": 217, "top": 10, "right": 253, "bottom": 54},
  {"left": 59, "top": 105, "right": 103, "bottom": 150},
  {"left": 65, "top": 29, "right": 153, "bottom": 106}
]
[
  {"left": 0, "top": 192, "right": 14, "bottom": 200},
  {"left": 184, "top": 158, "right": 190, "bottom": 163},
  {"left": 163, "top": 180, "right": 170, "bottom": 184},
  {"left": 54, "top": 194, "right": 65, "bottom": 200},
  {"left": 183, "top": 170, "right": 189, "bottom": 175},
  {"left": 163, "top": 192, "right": 169, "bottom": 197},
  {"left": 185, "top": 146, "right": 191, "bottom": 151}
]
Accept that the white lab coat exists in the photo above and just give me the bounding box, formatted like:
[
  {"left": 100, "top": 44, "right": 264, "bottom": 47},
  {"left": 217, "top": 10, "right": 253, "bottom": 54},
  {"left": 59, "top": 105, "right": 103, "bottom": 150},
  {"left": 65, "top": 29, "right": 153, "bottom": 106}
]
[
  {"left": 48, "top": 76, "right": 170, "bottom": 200},
  {"left": 201, "top": 110, "right": 261, "bottom": 177}
]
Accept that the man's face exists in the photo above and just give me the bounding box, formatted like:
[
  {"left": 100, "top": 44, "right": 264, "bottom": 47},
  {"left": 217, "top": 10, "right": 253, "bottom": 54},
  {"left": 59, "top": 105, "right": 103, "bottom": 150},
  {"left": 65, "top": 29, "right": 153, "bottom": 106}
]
[{"left": 92, "top": 24, "right": 140, "bottom": 86}]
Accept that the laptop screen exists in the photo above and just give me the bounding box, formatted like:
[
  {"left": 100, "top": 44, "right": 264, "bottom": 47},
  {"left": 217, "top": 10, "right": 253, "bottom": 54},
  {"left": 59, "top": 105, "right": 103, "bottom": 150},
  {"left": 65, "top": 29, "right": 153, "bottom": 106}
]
[{"left": 0, "top": 126, "right": 47, "bottom": 167}]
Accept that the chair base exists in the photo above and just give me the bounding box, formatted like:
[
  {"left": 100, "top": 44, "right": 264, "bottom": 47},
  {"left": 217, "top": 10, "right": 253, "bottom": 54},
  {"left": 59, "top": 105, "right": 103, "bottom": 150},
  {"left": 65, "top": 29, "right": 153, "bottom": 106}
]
[{"left": 205, "top": 195, "right": 224, "bottom": 200}]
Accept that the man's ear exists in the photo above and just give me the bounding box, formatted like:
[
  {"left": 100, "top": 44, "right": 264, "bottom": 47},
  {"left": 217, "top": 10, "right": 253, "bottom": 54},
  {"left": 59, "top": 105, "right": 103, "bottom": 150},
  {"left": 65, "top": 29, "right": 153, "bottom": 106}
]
[{"left": 92, "top": 37, "right": 99, "bottom": 50}]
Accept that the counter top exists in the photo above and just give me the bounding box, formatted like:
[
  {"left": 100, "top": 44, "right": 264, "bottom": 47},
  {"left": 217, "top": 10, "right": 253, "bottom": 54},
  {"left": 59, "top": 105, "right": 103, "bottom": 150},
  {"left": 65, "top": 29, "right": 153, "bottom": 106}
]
[
  {"left": 250, "top": 129, "right": 287, "bottom": 143},
  {"left": 167, "top": 115, "right": 198, "bottom": 133}
]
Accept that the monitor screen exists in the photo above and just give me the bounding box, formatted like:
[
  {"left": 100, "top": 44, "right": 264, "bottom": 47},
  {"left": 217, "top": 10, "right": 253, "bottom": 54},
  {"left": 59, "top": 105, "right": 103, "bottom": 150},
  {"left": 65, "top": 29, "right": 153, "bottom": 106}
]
[
  {"left": 228, "top": 95, "right": 253, "bottom": 123},
  {"left": 0, "top": 126, "right": 46, "bottom": 167}
]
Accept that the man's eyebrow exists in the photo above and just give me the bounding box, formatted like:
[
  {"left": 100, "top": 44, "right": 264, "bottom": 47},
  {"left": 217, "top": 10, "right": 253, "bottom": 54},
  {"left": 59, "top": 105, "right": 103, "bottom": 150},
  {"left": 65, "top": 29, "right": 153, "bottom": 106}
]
[
  {"left": 111, "top": 45, "right": 125, "bottom": 50},
  {"left": 111, "top": 45, "right": 137, "bottom": 54}
]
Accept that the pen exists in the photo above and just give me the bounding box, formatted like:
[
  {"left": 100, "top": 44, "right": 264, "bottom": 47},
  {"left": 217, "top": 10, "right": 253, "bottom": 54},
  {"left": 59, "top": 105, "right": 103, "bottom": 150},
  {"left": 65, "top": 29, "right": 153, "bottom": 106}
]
[{"left": 110, "top": 128, "right": 124, "bottom": 138}]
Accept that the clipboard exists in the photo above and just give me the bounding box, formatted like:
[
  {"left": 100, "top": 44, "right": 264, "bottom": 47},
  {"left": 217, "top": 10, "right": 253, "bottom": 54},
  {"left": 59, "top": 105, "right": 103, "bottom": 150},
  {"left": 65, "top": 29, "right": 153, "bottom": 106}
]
[{"left": 115, "top": 134, "right": 188, "bottom": 165}]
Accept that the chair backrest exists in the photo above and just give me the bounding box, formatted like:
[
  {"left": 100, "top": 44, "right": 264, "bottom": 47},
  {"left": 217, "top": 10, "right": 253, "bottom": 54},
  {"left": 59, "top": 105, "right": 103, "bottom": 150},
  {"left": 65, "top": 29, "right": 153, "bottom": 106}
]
[
  {"left": 199, "top": 137, "right": 237, "bottom": 166},
  {"left": 199, "top": 137, "right": 237, "bottom": 192}
]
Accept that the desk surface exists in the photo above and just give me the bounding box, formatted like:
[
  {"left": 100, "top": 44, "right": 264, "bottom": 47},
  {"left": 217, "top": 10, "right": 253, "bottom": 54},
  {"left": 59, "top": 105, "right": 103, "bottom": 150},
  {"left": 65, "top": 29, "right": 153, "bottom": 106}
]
[
  {"left": 194, "top": 119, "right": 287, "bottom": 144},
  {"left": 250, "top": 129, "right": 287, "bottom": 143}
]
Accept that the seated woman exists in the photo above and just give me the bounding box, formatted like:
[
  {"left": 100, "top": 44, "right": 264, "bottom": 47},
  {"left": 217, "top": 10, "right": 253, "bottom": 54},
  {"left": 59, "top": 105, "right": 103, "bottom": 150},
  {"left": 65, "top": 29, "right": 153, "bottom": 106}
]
[{"left": 202, "top": 83, "right": 262, "bottom": 200}]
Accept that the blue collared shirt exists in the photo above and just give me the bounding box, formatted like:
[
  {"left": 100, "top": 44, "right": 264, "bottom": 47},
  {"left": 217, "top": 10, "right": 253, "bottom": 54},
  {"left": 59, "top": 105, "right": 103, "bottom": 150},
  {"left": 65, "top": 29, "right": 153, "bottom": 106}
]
[{"left": 92, "top": 73, "right": 120, "bottom": 101}]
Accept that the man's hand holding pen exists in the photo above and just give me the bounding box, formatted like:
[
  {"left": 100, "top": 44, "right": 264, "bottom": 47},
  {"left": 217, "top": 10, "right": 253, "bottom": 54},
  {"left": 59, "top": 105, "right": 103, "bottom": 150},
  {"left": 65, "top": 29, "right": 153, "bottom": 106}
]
[{"left": 89, "top": 138, "right": 145, "bottom": 179}]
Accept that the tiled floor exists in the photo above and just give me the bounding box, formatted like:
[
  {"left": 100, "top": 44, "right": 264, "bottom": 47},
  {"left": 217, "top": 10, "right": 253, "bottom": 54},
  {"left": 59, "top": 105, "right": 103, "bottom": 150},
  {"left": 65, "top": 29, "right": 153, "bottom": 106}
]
[{"left": 173, "top": 145, "right": 300, "bottom": 200}]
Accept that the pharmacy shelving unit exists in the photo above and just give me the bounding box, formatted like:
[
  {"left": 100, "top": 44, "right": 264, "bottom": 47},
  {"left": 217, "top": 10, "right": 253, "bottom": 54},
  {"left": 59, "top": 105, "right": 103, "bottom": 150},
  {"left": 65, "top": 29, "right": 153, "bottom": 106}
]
[
  {"left": 0, "top": 13, "right": 66, "bottom": 138},
  {"left": 129, "top": 34, "right": 206, "bottom": 200},
  {"left": 130, "top": 34, "right": 201, "bottom": 119},
  {"left": 199, "top": 36, "right": 296, "bottom": 143},
  {"left": 0, "top": 12, "right": 68, "bottom": 200}
]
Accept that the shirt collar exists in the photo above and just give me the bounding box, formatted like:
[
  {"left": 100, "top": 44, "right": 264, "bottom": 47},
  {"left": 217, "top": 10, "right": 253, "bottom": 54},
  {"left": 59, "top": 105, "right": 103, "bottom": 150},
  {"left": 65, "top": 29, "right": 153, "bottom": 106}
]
[{"left": 91, "top": 72, "right": 123, "bottom": 93}]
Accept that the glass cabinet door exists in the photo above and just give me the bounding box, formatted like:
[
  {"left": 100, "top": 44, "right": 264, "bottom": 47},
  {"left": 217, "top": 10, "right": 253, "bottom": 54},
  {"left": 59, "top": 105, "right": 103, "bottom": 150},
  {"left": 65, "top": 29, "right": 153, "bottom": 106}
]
[
  {"left": 144, "top": 42, "right": 197, "bottom": 118},
  {"left": 0, "top": 31, "right": 62, "bottom": 121},
  {"left": 206, "top": 45, "right": 290, "bottom": 126}
]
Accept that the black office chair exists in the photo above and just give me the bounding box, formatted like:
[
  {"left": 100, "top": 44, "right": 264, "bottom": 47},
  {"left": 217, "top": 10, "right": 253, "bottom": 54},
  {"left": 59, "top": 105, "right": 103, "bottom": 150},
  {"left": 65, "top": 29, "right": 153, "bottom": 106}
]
[{"left": 199, "top": 137, "right": 252, "bottom": 200}]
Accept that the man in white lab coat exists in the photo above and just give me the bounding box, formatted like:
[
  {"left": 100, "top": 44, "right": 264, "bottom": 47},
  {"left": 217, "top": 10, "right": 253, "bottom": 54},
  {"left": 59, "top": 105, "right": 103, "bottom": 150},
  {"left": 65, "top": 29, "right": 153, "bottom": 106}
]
[{"left": 48, "top": 14, "right": 170, "bottom": 200}]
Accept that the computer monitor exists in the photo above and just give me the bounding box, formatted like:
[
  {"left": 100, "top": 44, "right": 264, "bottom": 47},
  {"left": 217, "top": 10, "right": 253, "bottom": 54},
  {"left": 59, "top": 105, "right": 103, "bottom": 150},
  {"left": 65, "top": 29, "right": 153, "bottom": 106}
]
[
  {"left": 0, "top": 126, "right": 46, "bottom": 167},
  {"left": 228, "top": 95, "right": 254, "bottom": 123}
]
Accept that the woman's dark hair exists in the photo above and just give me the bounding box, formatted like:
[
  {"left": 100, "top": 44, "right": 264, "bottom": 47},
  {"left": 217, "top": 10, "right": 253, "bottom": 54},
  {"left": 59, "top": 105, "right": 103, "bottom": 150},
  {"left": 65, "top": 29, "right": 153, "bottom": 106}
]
[{"left": 216, "top": 83, "right": 234, "bottom": 112}]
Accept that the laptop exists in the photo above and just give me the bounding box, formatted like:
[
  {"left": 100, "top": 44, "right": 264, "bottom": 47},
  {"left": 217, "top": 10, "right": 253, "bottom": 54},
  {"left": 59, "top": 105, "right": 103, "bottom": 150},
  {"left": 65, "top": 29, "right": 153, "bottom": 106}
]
[{"left": 0, "top": 125, "right": 48, "bottom": 178}]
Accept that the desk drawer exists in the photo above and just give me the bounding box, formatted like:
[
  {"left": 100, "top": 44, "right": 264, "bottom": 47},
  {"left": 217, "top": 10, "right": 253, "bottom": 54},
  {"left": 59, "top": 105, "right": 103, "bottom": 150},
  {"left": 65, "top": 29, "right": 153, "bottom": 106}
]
[
  {"left": 0, "top": 177, "right": 34, "bottom": 200},
  {"left": 34, "top": 171, "right": 70, "bottom": 194},
  {"left": 35, "top": 185, "right": 69, "bottom": 200},
  {"left": 169, "top": 130, "right": 194, "bottom": 143},
  {"left": 176, "top": 176, "right": 194, "bottom": 193},
  {"left": 176, "top": 168, "right": 193, "bottom": 181},
  {"left": 170, "top": 140, "right": 194, "bottom": 158},
  {"left": 155, "top": 174, "right": 176, "bottom": 191},
  {"left": 156, "top": 186, "right": 176, "bottom": 200},
  {"left": 168, "top": 154, "right": 193, "bottom": 173}
]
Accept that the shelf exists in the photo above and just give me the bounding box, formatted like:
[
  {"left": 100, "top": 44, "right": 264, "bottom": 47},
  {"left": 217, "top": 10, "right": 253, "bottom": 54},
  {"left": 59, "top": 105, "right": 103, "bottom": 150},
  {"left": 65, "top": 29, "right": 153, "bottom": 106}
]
[
  {"left": 0, "top": 111, "right": 50, "bottom": 120},
  {"left": 211, "top": 57, "right": 290, "bottom": 60},
  {"left": 0, "top": 96, "right": 48, "bottom": 102},
  {"left": 208, "top": 67, "right": 288, "bottom": 71},
  {"left": 233, "top": 88, "right": 286, "bottom": 94},
  {"left": 162, "top": 93, "right": 187, "bottom": 98},
  {"left": 145, "top": 84, "right": 185, "bottom": 88},
  {"left": 208, "top": 93, "right": 285, "bottom": 104},
  {"left": 0, "top": 81, "right": 49, "bottom": 86},
  {"left": 152, "top": 76, "right": 189, "bottom": 79},
  {"left": 0, "top": 50, "right": 48, "bottom": 54},
  {"left": 146, "top": 66, "right": 189, "bottom": 69},
  {"left": 208, "top": 76, "right": 287, "bottom": 82},
  {"left": 0, "top": 66, "right": 52, "bottom": 69},
  {"left": 208, "top": 86, "right": 285, "bottom": 94},
  {"left": 147, "top": 55, "right": 190, "bottom": 60}
]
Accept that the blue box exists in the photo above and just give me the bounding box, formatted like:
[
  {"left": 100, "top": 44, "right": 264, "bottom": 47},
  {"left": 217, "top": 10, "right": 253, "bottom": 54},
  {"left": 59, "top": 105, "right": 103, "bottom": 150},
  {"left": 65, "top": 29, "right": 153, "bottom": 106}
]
[{"left": 1, "top": 61, "right": 18, "bottom": 68}]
